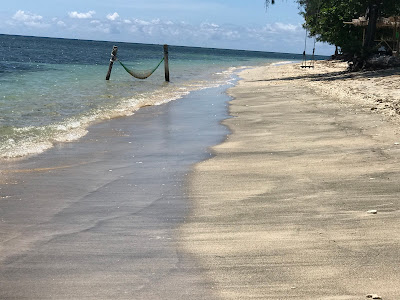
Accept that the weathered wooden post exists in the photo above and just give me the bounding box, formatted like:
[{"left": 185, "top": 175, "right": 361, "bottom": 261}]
[
  {"left": 163, "top": 44, "right": 170, "bottom": 82},
  {"left": 106, "top": 46, "right": 118, "bottom": 80}
]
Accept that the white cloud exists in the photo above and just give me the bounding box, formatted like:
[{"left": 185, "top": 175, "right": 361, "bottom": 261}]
[
  {"left": 202, "top": 23, "right": 219, "bottom": 29},
  {"left": 133, "top": 19, "right": 151, "bottom": 26},
  {"left": 106, "top": 12, "right": 119, "bottom": 21},
  {"left": 0, "top": 12, "right": 334, "bottom": 55},
  {"left": 274, "top": 22, "right": 299, "bottom": 32},
  {"left": 51, "top": 17, "right": 66, "bottom": 27},
  {"left": 13, "top": 10, "right": 43, "bottom": 22},
  {"left": 11, "top": 10, "right": 48, "bottom": 28},
  {"left": 68, "top": 10, "right": 95, "bottom": 19}
]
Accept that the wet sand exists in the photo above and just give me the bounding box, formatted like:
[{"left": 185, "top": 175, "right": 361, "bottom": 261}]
[
  {"left": 0, "top": 84, "right": 232, "bottom": 299},
  {"left": 2, "top": 61, "right": 400, "bottom": 299},
  {"left": 181, "top": 63, "right": 400, "bottom": 299}
]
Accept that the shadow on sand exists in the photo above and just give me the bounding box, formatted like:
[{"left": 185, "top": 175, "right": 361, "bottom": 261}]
[{"left": 249, "top": 65, "right": 400, "bottom": 83}]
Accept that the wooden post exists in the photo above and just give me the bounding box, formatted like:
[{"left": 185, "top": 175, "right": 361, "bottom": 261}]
[
  {"left": 106, "top": 46, "right": 118, "bottom": 80},
  {"left": 163, "top": 44, "right": 170, "bottom": 82}
]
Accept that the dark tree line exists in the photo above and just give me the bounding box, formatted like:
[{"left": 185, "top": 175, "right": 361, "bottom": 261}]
[{"left": 265, "top": 0, "right": 400, "bottom": 63}]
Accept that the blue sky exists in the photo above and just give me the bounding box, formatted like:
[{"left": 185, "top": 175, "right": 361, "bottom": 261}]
[{"left": 0, "top": 0, "right": 335, "bottom": 55}]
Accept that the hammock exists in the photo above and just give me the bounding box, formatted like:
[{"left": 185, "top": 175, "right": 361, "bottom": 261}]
[{"left": 118, "top": 57, "right": 164, "bottom": 79}]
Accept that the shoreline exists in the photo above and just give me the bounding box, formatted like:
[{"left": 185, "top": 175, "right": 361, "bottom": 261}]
[
  {"left": 0, "top": 76, "right": 231, "bottom": 160},
  {"left": 0, "top": 84, "right": 232, "bottom": 299},
  {"left": 2, "top": 59, "right": 400, "bottom": 298},
  {"left": 1, "top": 33, "right": 302, "bottom": 161},
  {"left": 181, "top": 61, "right": 400, "bottom": 299}
]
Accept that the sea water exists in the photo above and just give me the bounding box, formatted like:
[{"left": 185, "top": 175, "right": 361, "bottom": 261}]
[{"left": 0, "top": 34, "right": 313, "bottom": 159}]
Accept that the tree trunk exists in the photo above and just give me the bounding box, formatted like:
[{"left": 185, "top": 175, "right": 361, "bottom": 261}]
[{"left": 363, "top": 3, "right": 379, "bottom": 54}]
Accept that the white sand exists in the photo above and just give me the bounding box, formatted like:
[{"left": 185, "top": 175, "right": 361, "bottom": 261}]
[
  {"left": 181, "top": 61, "right": 400, "bottom": 300},
  {"left": 242, "top": 61, "right": 400, "bottom": 119}
]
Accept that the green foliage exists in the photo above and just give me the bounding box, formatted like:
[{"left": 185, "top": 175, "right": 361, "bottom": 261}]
[
  {"left": 300, "top": 0, "right": 400, "bottom": 55},
  {"left": 300, "top": 0, "right": 366, "bottom": 55},
  {"left": 266, "top": 0, "right": 400, "bottom": 57}
]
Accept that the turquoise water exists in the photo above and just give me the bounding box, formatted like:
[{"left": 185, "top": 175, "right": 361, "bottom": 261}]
[{"left": 0, "top": 34, "right": 314, "bottom": 158}]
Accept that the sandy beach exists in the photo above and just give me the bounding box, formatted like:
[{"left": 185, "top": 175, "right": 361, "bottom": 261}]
[
  {"left": 1, "top": 60, "right": 400, "bottom": 299},
  {"left": 181, "top": 61, "right": 400, "bottom": 299},
  {"left": 0, "top": 85, "right": 231, "bottom": 299}
]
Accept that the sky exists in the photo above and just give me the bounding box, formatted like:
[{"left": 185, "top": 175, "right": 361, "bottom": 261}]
[{"left": 0, "top": 0, "right": 335, "bottom": 55}]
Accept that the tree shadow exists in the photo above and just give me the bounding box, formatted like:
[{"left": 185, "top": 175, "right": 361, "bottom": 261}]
[{"left": 249, "top": 66, "right": 400, "bottom": 83}]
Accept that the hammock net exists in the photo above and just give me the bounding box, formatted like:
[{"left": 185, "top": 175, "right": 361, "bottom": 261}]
[{"left": 118, "top": 58, "right": 164, "bottom": 80}]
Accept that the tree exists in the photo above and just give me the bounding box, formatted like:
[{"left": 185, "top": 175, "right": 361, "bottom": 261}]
[
  {"left": 362, "top": 1, "right": 400, "bottom": 53},
  {"left": 266, "top": 0, "right": 400, "bottom": 60},
  {"left": 299, "top": 0, "right": 366, "bottom": 57},
  {"left": 266, "top": 0, "right": 363, "bottom": 55}
]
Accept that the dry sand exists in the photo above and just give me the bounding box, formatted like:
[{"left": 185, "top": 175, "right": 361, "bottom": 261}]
[
  {"left": 180, "top": 61, "right": 400, "bottom": 299},
  {"left": 263, "top": 61, "right": 400, "bottom": 118}
]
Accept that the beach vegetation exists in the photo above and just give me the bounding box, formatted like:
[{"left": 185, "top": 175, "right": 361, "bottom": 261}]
[
  {"left": 266, "top": 0, "right": 400, "bottom": 68},
  {"left": 299, "top": 1, "right": 400, "bottom": 55}
]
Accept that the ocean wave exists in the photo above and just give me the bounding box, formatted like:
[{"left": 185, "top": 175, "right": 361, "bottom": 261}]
[
  {"left": 0, "top": 68, "right": 237, "bottom": 159},
  {"left": 270, "top": 61, "right": 299, "bottom": 66}
]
